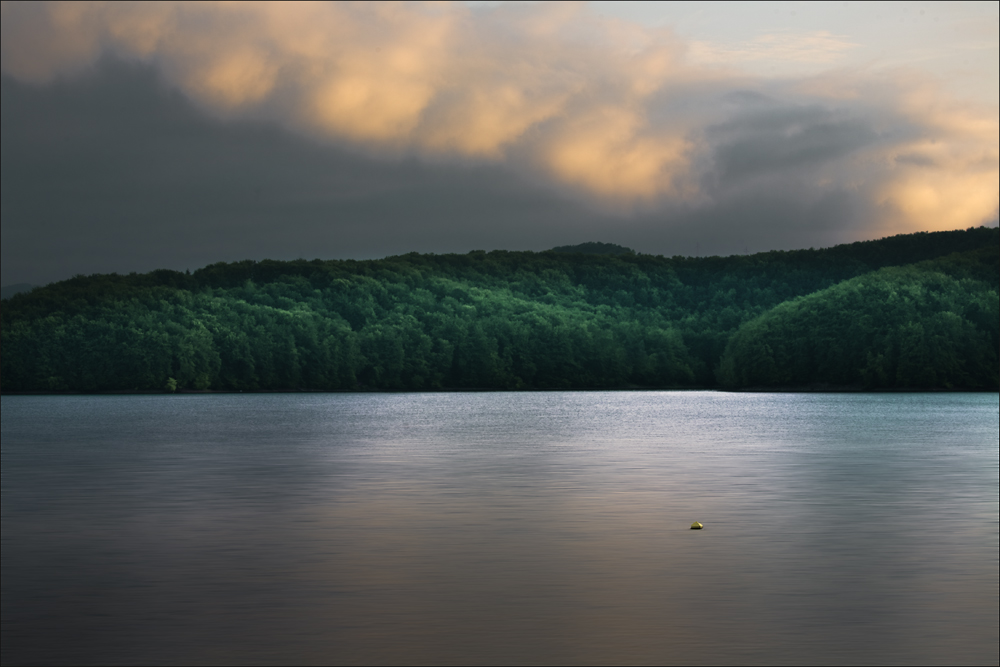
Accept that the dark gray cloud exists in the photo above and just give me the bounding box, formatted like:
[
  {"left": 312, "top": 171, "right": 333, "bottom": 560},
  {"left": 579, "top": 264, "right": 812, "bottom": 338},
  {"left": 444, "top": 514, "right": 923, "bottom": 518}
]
[
  {"left": 1, "top": 61, "right": 601, "bottom": 284},
  {"left": 706, "top": 104, "right": 882, "bottom": 191},
  {"left": 2, "top": 58, "right": 994, "bottom": 286}
]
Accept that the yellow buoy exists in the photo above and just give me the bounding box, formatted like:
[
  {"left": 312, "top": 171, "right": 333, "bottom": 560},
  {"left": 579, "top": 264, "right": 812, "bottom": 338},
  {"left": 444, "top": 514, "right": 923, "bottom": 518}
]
[{"left": 690, "top": 522, "right": 703, "bottom": 529}]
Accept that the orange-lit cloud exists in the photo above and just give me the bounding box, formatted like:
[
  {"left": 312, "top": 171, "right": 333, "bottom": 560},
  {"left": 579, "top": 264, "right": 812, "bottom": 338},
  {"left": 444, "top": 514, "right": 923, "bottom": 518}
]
[
  {"left": 874, "top": 81, "right": 1000, "bottom": 233},
  {"left": 1, "top": 1, "right": 996, "bottom": 230}
]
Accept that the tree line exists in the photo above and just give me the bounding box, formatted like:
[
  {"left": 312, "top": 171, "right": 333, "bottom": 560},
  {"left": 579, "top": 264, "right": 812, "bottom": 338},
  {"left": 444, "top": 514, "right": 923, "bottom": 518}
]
[{"left": 2, "top": 227, "right": 996, "bottom": 392}]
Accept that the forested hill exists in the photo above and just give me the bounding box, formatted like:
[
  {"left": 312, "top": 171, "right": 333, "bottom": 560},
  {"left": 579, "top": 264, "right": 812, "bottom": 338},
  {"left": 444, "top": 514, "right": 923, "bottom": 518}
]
[{"left": 2, "top": 227, "right": 997, "bottom": 393}]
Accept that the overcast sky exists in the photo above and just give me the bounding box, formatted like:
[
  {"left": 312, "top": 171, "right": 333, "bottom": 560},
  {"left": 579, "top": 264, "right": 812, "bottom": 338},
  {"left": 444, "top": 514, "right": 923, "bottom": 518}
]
[{"left": 2, "top": 1, "right": 997, "bottom": 286}]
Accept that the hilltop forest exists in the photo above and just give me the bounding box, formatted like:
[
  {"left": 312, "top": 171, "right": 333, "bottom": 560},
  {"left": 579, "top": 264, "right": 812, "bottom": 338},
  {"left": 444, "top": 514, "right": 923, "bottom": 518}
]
[{"left": 2, "top": 228, "right": 997, "bottom": 393}]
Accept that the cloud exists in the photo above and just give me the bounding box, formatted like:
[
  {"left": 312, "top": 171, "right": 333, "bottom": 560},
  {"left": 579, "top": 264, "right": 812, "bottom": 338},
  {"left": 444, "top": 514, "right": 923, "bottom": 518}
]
[
  {"left": 689, "top": 31, "right": 860, "bottom": 69},
  {"left": 705, "top": 103, "right": 881, "bottom": 193},
  {"left": 0, "top": 0, "right": 997, "bottom": 260}
]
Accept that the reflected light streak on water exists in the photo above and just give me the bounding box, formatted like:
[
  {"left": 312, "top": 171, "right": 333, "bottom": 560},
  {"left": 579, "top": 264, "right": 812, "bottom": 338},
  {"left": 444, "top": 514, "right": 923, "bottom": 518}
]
[{"left": 1, "top": 392, "right": 997, "bottom": 665}]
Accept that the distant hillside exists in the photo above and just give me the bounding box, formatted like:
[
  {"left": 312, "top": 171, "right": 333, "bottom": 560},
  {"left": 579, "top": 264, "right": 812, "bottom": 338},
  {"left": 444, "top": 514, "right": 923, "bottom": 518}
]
[
  {"left": 2, "top": 227, "right": 996, "bottom": 393},
  {"left": 549, "top": 242, "right": 635, "bottom": 255},
  {"left": 718, "top": 248, "right": 998, "bottom": 389},
  {"left": 1, "top": 283, "right": 36, "bottom": 300}
]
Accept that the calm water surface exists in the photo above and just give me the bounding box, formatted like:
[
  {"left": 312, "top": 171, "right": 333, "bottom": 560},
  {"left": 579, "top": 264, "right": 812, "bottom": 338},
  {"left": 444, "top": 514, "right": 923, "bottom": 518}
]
[{"left": 2, "top": 392, "right": 997, "bottom": 665}]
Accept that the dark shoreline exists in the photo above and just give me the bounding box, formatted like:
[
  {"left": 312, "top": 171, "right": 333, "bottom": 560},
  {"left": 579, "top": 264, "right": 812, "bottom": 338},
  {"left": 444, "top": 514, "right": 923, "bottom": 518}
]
[{"left": 2, "top": 385, "right": 994, "bottom": 396}]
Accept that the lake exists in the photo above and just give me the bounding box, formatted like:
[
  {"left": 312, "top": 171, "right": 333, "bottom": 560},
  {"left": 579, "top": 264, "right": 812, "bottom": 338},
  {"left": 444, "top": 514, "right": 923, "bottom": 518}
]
[{"left": 2, "top": 392, "right": 997, "bottom": 665}]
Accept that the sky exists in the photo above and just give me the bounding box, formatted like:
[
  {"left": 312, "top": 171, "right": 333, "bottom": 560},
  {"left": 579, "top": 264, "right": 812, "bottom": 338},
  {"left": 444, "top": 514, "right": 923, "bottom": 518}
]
[{"left": 2, "top": 1, "right": 998, "bottom": 286}]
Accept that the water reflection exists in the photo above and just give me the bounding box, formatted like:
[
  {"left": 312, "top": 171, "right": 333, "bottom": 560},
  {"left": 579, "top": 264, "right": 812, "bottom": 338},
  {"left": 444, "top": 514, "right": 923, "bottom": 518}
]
[{"left": 2, "top": 392, "right": 997, "bottom": 664}]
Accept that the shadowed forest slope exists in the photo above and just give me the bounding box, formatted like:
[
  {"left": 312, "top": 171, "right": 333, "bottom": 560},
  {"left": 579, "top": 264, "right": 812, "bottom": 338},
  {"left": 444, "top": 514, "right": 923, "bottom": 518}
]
[
  {"left": 718, "top": 247, "right": 998, "bottom": 389},
  {"left": 2, "top": 227, "right": 997, "bottom": 392}
]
